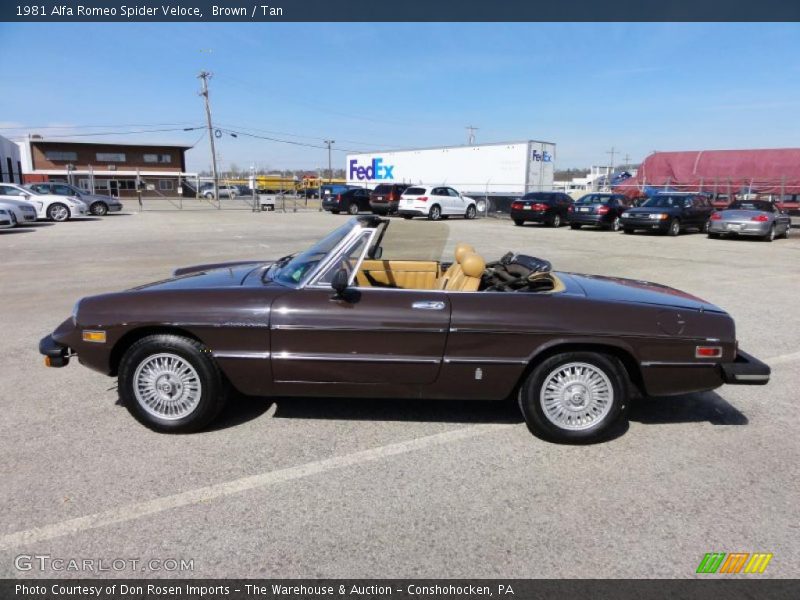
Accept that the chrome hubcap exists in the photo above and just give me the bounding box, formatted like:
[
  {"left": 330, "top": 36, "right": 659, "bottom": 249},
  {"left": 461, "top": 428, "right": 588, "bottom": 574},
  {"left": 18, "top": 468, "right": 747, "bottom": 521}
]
[
  {"left": 540, "top": 362, "right": 613, "bottom": 430},
  {"left": 51, "top": 206, "right": 69, "bottom": 221},
  {"left": 133, "top": 353, "right": 201, "bottom": 420}
]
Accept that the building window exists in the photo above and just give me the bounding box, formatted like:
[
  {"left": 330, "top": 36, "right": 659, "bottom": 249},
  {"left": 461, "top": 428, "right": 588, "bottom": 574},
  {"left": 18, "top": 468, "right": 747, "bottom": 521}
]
[
  {"left": 44, "top": 150, "right": 78, "bottom": 161},
  {"left": 116, "top": 180, "right": 137, "bottom": 190},
  {"left": 158, "top": 179, "right": 175, "bottom": 191},
  {"left": 144, "top": 153, "right": 172, "bottom": 164},
  {"left": 96, "top": 153, "right": 126, "bottom": 162}
]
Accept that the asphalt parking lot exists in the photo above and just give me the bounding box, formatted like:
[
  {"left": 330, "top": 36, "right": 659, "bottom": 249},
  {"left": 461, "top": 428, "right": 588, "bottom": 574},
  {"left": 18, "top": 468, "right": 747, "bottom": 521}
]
[{"left": 1, "top": 204, "right": 798, "bottom": 579}]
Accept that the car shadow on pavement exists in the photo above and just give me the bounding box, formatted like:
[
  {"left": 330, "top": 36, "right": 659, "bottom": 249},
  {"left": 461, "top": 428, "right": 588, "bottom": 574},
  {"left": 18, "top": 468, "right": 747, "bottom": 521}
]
[
  {"left": 22, "top": 222, "right": 55, "bottom": 227},
  {"left": 631, "top": 391, "right": 748, "bottom": 426},
  {"left": 0, "top": 228, "right": 35, "bottom": 234},
  {"left": 210, "top": 394, "right": 524, "bottom": 430}
]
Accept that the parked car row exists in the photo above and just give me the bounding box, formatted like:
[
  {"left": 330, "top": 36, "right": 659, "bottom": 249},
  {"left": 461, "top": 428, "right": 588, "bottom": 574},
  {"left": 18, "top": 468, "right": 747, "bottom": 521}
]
[
  {"left": 0, "top": 182, "right": 124, "bottom": 230},
  {"left": 511, "top": 191, "right": 792, "bottom": 242},
  {"left": 322, "top": 183, "right": 479, "bottom": 221}
]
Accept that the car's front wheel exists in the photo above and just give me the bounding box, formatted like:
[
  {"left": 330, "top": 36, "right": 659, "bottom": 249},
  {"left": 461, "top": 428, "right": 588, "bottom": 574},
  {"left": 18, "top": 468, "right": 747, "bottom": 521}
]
[
  {"left": 118, "top": 334, "right": 228, "bottom": 433},
  {"left": 518, "top": 352, "right": 629, "bottom": 444},
  {"left": 465, "top": 204, "right": 477, "bottom": 220},
  {"left": 47, "top": 203, "right": 70, "bottom": 222},
  {"left": 667, "top": 218, "right": 681, "bottom": 236},
  {"left": 90, "top": 202, "right": 108, "bottom": 216}
]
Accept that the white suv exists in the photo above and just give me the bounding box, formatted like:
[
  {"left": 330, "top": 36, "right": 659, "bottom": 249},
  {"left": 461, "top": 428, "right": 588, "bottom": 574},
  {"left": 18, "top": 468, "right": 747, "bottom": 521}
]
[
  {"left": 0, "top": 183, "right": 88, "bottom": 222},
  {"left": 398, "top": 185, "right": 478, "bottom": 221}
]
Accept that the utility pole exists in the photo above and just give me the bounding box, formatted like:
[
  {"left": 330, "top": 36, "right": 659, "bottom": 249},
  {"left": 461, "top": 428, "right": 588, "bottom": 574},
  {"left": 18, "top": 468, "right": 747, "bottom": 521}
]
[
  {"left": 466, "top": 125, "right": 478, "bottom": 145},
  {"left": 324, "top": 140, "right": 335, "bottom": 183},
  {"left": 606, "top": 146, "right": 618, "bottom": 190},
  {"left": 623, "top": 153, "right": 631, "bottom": 171},
  {"left": 198, "top": 70, "right": 220, "bottom": 207}
]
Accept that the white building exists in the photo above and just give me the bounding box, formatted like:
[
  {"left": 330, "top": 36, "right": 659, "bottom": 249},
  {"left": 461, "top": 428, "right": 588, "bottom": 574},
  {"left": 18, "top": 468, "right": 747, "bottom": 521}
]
[{"left": 0, "top": 134, "right": 23, "bottom": 184}]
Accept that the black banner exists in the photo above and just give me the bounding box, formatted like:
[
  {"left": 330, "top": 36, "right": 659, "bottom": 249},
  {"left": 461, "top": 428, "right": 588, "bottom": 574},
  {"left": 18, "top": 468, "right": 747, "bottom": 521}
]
[
  {"left": 3, "top": 580, "right": 800, "bottom": 600},
  {"left": 3, "top": 0, "right": 800, "bottom": 22}
]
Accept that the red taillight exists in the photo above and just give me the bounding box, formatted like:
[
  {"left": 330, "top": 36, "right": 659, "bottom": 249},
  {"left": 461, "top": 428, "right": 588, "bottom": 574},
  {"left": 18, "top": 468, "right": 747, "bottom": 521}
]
[
  {"left": 417, "top": 196, "right": 428, "bottom": 202},
  {"left": 531, "top": 203, "right": 548, "bottom": 211},
  {"left": 751, "top": 214, "right": 769, "bottom": 222},
  {"left": 710, "top": 212, "right": 722, "bottom": 220},
  {"left": 695, "top": 346, "right": 722, "bottom": 358},
  {"left": 512, "top": 202, "right": 523, "bottom": 210},
  {"left": 596, "top": 205, "right": 610, "bottom": 215},
  {"left": 336, "top": 194, "right": 342, "bottom": 202},
  {"left": 568, "top": 205, "right": 574, "bottom": 212},
  {"left": 388, "top": 192, "right": 396, "bottom": 202}
]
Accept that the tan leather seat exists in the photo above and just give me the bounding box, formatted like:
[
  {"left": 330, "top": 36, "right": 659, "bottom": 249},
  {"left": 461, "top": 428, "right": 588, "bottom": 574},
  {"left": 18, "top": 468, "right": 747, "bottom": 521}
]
[
  {"left": 437, "top": 243, "right": 474, "bottom": 289},
  {"left": 444, "top": 252, "right": 485, "bottom": 292}
]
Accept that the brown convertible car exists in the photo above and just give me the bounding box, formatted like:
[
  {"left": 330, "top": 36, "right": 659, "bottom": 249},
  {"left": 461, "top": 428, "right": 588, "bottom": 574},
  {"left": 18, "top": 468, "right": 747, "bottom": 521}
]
[{"left": 40, "top": 216, "right": 770, "bottom": 443}]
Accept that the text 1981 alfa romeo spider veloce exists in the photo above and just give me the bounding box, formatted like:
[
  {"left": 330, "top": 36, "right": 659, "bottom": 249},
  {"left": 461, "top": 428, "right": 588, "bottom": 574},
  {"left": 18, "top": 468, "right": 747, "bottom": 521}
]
[{"left": 40, "top": 216, "right": 770, "bottom": 443}]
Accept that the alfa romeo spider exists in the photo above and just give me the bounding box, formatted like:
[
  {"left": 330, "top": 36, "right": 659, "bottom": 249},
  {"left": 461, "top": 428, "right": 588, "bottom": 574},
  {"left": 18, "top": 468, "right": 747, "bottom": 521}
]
[{"left": 40, "top": 216, "right": 770, "bottom": 443}]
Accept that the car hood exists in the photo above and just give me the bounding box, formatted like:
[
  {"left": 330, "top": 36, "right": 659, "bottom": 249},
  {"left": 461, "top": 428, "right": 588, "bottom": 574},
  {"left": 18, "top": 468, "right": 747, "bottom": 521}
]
[
  {"left": 568, "top": 273, "right": 724, "bottom": 313},
  {"left": 135, "top": 262, "right": 266, "bottom": 291}
]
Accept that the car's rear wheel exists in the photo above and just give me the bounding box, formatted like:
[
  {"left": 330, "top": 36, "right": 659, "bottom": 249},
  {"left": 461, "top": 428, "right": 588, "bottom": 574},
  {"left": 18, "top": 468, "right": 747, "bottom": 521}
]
[
  {"left": 465, "top": 204, "right": 477, "bottom": 220},
  {"left": 47, "top": 203, "right": 70, "bottom": 222},
  {"left": 570, "top": 223, "right": 581, "bottom": 230},
  {"left": 609, "top": 217, "right": 621, "bottom": 231},
  {"left": 428, "top": 205, "right": 442, "bottom": 221},
  {"left": 550, "top": 213, "right": 562, "bottom": 228},
  {"left": 513, "top": 219, "right": 524, "bottom": 226},
  {"left": 347, "top": 202, "right": 359, "bottom": 215},
  {"left": 330, "top": 210, "right": 340, "bottom": 214},
  {"left": 519, "top": 352, "right": 629, "bottom": 444},
  {"left": 90, "top": 202, "right": 108, "bottom": 216},
  {"left": 118, "top": 334, "right": 227, "bottom": 433},
  {"left": 623, "top": 228, "right": 635, "bottom": 234},
  {"left": 702, "top": 219, "right": 711, "bottom": 233},
  {"left": 763, "top": 224, "right": 776, "bottom": 242},
  {"left": 708, "top": 232, "right": 720, "bottom": 239},
  {"left": 402, "top": 215, "right": 413, "bottom": 220},
  {"left": 667, "top": 218, "right": 680, "bottom": 236}
]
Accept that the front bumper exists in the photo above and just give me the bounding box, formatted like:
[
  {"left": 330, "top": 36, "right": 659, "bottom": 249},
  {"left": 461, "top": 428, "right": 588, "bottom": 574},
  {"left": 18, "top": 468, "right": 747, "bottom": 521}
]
[
  {"left": 108, "top": 204, "right": 123, "bottom": 213},
  {"left": 721, "top": 350, "right": 770, "bottom": 385},
  {"left": 39, "top": 334, "right": 71, "bottom": 367},
  {"left": 568, "top": 213, "right": 610, "bottom": 225},
  {"left": 620, "top": 217, "right": 670, "bottom": 231}
]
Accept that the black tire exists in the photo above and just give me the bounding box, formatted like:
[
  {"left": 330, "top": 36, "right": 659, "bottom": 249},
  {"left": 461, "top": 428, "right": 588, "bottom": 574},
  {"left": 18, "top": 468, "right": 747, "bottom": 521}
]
[
  {"left": 702, "top": 219, "right": 711, "bottom": 233},
  {"left": 608, "top": 217, "right": 621, "bottom": 232},
  {"left": 465, "top": 204, "right": 477, "bottom": 220},
  {"left": 763, "top": 224, "right": 775, "bottom": 242},
  {"left": 90, "top": 202, "right": 108, "bottom": 216},
  {"left": 330, "top": 210, "right": 340, "bottom": 214},
  {"left": 428, "top": 204, "right": 442, "bottom": 221},
  {"left": 118, "top": 334, "right": 228, "bottom": 433},
  {"left": 667, "top": 218, "right": 680, "bottom": 236},
  {"left": 47, "top": 202, "right": 70, "bottom": 222},
  {"left": 518, "top": 352, "right": 630, "bottom": 444},
  {"left": 513, "top": 219, "right": 524, "bottom": 226},
  {"left": 402, "top": 214, "right": 413, "bottom": 220},
  {"left": 441, "top": 215, "right": 450, "bottom": 220},
  {"left": 570, "top": 223, "right": 581, "bottom": 230},
  {"left": 707, "top": 232, "right": 720, "bottom": 239},
  {"left": 549, "top": 213, "right": 562, "bottom": 228},
  {"left": 347, "top": 202, "right": 359, "bottom": 215},
  {"left": 623, "top": 228, "right": 635, "bottom": 234}
]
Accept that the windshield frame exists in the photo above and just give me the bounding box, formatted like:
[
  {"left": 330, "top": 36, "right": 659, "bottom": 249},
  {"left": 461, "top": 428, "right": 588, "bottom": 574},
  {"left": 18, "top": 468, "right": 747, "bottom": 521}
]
[{"left": 270, "top": 218, "right": 382, "bottom": 289}]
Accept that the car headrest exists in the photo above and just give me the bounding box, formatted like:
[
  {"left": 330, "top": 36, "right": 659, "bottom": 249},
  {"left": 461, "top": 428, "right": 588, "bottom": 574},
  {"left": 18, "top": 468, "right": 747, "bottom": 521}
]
[
  {"left": 454, "top": 243, "right": 475, "bottom": 264},
  {"left": 461, "top": 253, "right": 486, "bottom": 278}
]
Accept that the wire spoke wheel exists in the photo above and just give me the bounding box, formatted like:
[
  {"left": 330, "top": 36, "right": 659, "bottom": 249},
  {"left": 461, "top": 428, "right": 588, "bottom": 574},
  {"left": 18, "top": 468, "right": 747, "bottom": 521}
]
[
  {"left": 133, "top": 353, "right": 202, "bottom": 420},
  {"left": 539, "top": 362, "right": 613, "bottom": 431}
]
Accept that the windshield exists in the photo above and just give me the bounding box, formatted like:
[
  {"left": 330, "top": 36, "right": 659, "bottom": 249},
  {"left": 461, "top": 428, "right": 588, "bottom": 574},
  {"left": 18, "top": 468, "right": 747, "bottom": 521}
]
[
  {"left": 729, "top": 200, "right": 773, "bottom": 212},
  {"left": 576, "top": 194, "right": 612, "bottom": 205},
  {"left": 271, "top": 221, "right": 355, "bottom": 286},
  {"left": 643, "top": 195, "right": 688, "bottom": 208},
  {"left": 21, "top": 186, "right": 43, "bottom": 196}
]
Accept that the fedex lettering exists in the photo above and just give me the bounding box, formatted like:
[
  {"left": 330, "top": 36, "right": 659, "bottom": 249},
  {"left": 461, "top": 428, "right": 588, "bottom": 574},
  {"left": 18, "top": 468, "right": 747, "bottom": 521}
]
[
  {"left": 349, "top": 158, "right": 395, "bottom": 181},
  {"left": 532, "top": 150, "right": 553, "bottom": 162}
]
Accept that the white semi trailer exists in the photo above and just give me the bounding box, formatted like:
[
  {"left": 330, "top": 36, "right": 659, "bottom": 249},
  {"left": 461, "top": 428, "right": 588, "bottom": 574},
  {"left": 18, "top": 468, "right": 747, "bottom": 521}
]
[{"left": 345, "top": 140, "right": 556, "bottom": 197}]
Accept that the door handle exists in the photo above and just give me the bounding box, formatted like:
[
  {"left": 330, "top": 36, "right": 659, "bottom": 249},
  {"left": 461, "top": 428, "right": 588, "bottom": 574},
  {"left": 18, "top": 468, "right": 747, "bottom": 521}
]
[{"left": 412, "top": 300, "right": 446, "bottom": 310}]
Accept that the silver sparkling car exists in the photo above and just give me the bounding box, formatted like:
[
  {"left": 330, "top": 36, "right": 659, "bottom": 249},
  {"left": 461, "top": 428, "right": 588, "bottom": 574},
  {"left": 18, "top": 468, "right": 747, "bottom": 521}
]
[{"left": 708, "top": 200, "right": 792, "bottom": 242}]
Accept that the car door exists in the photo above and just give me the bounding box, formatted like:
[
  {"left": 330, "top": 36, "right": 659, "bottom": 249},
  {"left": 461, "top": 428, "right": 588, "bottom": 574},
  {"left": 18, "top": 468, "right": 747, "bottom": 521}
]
[
  {"left": 431, "top": 187, "right": 450, "bottom": 213},
  {"left": 269, "top": 231, "right": 450, "bottom": 385},
  {"left": 355, "top": 188, "right": 370, "bottom": 210},
  {"left": 446, "top": 188, "right": 465, "bottom": 215}
]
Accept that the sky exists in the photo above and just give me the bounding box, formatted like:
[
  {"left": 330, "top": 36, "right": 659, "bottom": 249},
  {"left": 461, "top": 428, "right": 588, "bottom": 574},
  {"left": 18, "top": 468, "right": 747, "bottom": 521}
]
[{"left": 1, "top": 22, "right": 799, "bottom": 173}]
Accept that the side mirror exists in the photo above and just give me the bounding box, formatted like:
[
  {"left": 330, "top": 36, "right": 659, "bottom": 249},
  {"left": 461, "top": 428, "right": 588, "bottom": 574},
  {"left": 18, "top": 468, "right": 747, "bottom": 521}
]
[{"left": 331, "top": 268, "right": 349, "bottom": 297}]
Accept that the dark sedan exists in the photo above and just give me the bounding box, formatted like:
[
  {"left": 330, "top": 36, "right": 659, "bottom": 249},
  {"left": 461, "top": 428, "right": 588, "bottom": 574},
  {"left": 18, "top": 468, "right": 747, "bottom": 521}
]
[
  {"left": 620, "top": 193, "right": 715, "bottom": 236},
  {"left": 567, "top": 193, "right": 630, "bottom": 231},
  {"left": 322, "top": 188, "right": 372, "bottom": 215},
  {"left": 40, "top": 216, "right": 769, "bottom": 444},
  {"left": 510, "top": 192, "right": 572, "bottom": 227}
]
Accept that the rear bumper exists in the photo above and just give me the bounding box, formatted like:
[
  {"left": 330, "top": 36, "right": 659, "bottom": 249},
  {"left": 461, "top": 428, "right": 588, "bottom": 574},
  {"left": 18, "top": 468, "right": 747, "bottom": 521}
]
[
  {"left": 39, "top": 334, "right": 71, "bottom": 367},
  {"left": 397, "top": 209, "right": 425, "bottom": 217},
  {"left": 721, "top": 350, "right": 770, "bottom": 385},
  {"left": 510, "top": 210, "right": 548, "bottom": 222},
  {"left": 708, "top": 221, "right": 770, "bottom": 236},
  {"left": 370, "top": 201, "right": 398, "bottom": 214}
]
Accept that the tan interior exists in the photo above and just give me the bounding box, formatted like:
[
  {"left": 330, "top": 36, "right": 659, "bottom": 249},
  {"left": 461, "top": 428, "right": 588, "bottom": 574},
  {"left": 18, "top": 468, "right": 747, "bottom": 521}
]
[{"left": 357, "top": 260, "right": 441, "bottom": 289}]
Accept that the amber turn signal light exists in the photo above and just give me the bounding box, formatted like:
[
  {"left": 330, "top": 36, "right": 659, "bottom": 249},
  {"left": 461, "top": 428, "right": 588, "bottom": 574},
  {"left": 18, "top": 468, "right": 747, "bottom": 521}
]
[{"left": 82, "top": 330, "right": 107, "bottom": 343}]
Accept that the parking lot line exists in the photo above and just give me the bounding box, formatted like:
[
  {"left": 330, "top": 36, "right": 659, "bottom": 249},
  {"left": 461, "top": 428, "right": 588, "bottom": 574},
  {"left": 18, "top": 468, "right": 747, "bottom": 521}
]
[{"left": 0, "top": 423, "right": 513, "bottom": 551}]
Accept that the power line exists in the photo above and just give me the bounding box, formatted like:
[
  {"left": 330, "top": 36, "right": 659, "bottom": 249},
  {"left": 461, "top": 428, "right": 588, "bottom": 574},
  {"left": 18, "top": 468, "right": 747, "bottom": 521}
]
[
  {"left": 216, "top": 127, "right": 363, "bottom": 153},
  {"left": 214, "top": 122, "right": 401, "bottom": 150}
]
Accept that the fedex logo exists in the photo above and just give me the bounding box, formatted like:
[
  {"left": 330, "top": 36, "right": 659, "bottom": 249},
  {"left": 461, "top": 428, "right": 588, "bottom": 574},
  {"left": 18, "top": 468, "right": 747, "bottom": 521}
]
[
  {"left": 532, "top": 150, "right": 553, "bottom": 162},
  {"left": 349, "top": 158, "right": 395, "bottom": 181}
]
